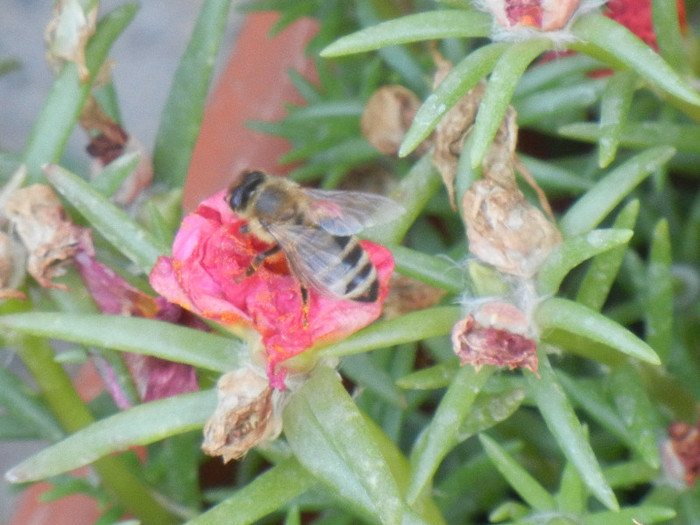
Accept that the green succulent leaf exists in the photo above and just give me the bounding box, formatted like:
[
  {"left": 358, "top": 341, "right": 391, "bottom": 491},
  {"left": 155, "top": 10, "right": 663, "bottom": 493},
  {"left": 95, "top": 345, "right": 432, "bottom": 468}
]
[
  {"left": 597, "top": 70, "right": 637, "bottom": 168},
  {"left": 558, "top": 146, "right": 675, "bottom": 237},
  {"left": 0, "top": 313, "right": 245, "bottom": 372},
  {"left": 571, "top": 14, "right": 700, "bottom": 107},
  {"left": 536, "top": 298, "right": 661, "bottom": 365},
  {"left": 525, "top": 353, "right": 618, "bottom": 511},
  {"left": 6, "top": 390, "right": 216, "bottom": 483},
  {"left": 320, "top": 10, "right": 491, "bottom": 57}
]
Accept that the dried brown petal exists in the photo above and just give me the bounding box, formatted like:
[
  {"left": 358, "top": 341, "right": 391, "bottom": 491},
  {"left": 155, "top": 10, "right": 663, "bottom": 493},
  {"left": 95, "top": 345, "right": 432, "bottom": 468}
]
[
  {"left": 462, "top": 178, "right": 561, "bottom": 277},
  {"left": 202, "top": 368, "right": 282, "bottom": 463},
  {"left": 361, "top": 85, "right": 427, "bottom": 156},
  {"left": 452, "top": 302, "right": 538, "bottom": 373},
  {"left": 45, "top": 0, "right": 98, "bottom": 82},
  {"left": 432, "top": 81, "right": 487, "bottom": 208},
  {"left": 4, "top": 184, "right": 91, "bottom": 289},
  {"left": 382, "top": 274, "right": 447, "bottom": 319},
  {"left": 665, "top": 418, "right": 700, "bottom": 486}
]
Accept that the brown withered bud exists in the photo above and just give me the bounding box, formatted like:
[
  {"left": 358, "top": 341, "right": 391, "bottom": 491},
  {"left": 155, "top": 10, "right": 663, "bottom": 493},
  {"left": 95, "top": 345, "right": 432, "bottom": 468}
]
[
  {"left": 202, "top": 368, "right": 282, "bottom": 463},
  {"left": 452, "top": 301, "right": 538, "bottom": 373},
  {"left": 0, "top": 232, "right": 26, "bottom": 300},
  {"left": 81, "top": 96, "right": 154, "bottom": 206},
  {"left": 462, "top": 178, "right": 562, "bottom": 278},
  {"left": 382, "top": 274, "right": 447, "bottom": 319},
  {"left": 432, "top": 81, "right": 486, "bottom": 209},
  {"left": 362, "top": 85, "right": 429, "bottom": 156},
  {"left": 4, "top": 184, "right": 91, "bottom": 290},
  {"left": 45, "top": 0, "right": 98, "bottom": 82},
  {"left": 662, "top": 418, "right": 700, "bottom": 486}
]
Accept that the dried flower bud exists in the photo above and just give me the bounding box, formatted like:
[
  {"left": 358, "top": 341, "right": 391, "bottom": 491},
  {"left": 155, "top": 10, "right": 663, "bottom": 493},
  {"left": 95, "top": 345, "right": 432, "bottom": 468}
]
[
  {"left": 362, "top": 85, "right": 427, "bottom": 156},
  {"left": 4, "top": 184, "right": 91, "bottom": 289},
  {"left": 477, "top": 0, "right": 604, "bottom": 42},
  {"left": 661, "top": 418, "right": 700, "bottom": 487},
  {"left": 432, "top": 77, "right": 487, "bottom": 209},
  {"left": 45, "top": 0, "right": 98, "bottom": 81},
  {"left": 202, "top": 368, "right": 283, "bottom": 462},
  {"left": 82, "top": 96, "right": 154, "bottom": 207},
  {"left": 462, "top": 178, "right": 561, "bottom": 278},
  {"left": 452, "top": 301, "right": 538, "bottom": 373}
]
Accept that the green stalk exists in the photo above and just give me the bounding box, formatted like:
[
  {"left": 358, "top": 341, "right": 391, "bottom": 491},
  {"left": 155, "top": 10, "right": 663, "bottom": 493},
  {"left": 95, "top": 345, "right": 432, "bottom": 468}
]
[{"left": 14, "top": 336, "right": 178, "bottom": 524}]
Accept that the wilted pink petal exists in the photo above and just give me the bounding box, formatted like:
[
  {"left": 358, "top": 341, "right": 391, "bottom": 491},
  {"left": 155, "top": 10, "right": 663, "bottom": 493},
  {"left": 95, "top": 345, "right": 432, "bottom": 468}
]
[
  {"left": 452, "top": 302, "right": 538, "bottom": 373},
  {"left": 150, "top": 189, "right": 395, "bottom": 389},
  {"left": 74, "top": 251, "right": 198, "bottom": 407}
]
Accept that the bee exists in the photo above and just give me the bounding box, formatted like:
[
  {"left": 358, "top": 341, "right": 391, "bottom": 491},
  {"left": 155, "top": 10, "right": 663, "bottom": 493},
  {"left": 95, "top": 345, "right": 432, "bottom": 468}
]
[{"left": 226, "top": 170, "right": 404, "bottom": 303}]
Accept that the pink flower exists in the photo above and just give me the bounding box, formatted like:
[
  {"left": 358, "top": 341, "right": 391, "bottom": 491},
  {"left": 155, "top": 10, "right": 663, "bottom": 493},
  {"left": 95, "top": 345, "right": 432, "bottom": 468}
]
[
  {"left": 605, "top": 0, "right": 686, "bottom": 50},
  {"left": 149, "top": 189, "right": 395, "bottom": 389}
]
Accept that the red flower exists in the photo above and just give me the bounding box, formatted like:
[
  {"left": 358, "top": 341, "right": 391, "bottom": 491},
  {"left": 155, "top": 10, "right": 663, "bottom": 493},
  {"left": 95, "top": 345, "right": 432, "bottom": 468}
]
[
  {"left": 605, "top": 0, "right": 686, "bottom": 49},
  {"left": 149, "top": 189, "right": 395, "bottom": 389}
]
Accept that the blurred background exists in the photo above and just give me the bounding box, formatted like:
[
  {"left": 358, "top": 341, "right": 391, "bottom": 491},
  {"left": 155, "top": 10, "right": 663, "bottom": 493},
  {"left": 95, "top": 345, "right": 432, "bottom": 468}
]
[{"left": 0, "top": 1, "right": 243, "bottom": 520}]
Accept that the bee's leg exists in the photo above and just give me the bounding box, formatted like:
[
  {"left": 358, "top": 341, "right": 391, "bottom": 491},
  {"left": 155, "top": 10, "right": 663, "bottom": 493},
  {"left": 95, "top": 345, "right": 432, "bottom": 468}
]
[
  {"left": 237, "top": 245, "right": 281, "bottom": 282},
  {"left": 300, "top": 286, "right": 310, "bottom": 328}
]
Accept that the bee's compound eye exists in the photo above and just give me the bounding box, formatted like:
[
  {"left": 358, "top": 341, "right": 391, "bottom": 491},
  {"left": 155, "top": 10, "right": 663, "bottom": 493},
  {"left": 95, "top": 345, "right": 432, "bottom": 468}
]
[{"left": 228, "top": 171, "right": 265, "bottom": 211}]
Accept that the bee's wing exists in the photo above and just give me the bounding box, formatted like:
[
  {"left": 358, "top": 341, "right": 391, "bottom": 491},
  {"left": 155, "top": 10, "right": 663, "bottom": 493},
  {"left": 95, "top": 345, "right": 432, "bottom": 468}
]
[
  {"left": 304, "top": 189, "right": 405, "bottom": 236},
  {"left": 267, "top": 224, "right": 344, "bottom": 298}
]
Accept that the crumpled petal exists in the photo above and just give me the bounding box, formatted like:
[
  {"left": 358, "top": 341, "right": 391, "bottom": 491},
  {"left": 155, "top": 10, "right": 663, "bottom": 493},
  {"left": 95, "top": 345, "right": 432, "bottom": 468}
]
[
  {"left": 4, "top": 184, "right": 92, "bottom": 290},
  {"left": 202, "top": 367, "right": 284, "bottom": 462},
  {"left": 452, "top": 301, "right": 538, "bottom": 373},
  {"left": 150, "top": 189, "right": 395, "bottom": 389}
]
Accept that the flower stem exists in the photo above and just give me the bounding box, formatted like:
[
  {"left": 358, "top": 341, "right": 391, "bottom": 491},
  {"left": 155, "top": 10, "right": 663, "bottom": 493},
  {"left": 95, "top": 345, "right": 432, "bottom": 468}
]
[{"left": 15, "top": 335, "right": 179, "bottom": 524}]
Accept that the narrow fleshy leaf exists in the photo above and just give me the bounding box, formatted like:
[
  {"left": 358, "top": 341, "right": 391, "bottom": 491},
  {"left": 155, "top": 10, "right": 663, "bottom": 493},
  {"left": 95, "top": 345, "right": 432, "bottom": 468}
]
[
  {"left": 536, "top": 298, "right": 660, "bottom": 364},
  {"left": 577, "top": 200, "right": 639, "bottom": 311},
  {"left": 651, "top": 0, "right": 689, "bottom": 73},
  {"left": 557, "top": 372, "right": 629, "bottom": 443},
  {"left": 399, "top": 43, "right": 508, "bottom": 157},
  {"left": 90, "top": 151, "right": 141, "bottom": 197},
  {"left": 470, "top": 39, "right": 552, "bottom": 169},
  {"left": 597, "top": 70, "right": 637, "bottom": 168},
  {"left": 153, "top": 0, "right": 234, "bottom": 186},
  {"left": 407, "top": 365, "right": 494, "bottom": 503},
  {"left": 583, "top": 505, "right": 676, "bottom": 525},
  {"left": 603, "top": 460, "right": 658, "bottom": 488},
  {"left": 6, "top": 390, "right": 216, "bottom": 483},
  {"left": 0, "top": 313, "right": 244, "bottom": 372},
  {"left": 44, "top": 164, "right": 167, "bottom": 272},
  {"left": 365, "top": 154, "right": 442, "bottom": 246},
  {"left": 514, "top": 54, "right": 603, "bottom": 98},
  {"left": 557, "top": 461, "right": 586, "bottom": 516},
  {"left": 457, "top": 388, "right": 525, "bottom": 441},
  {"left": 340, "top": 354, "right": 406, "bottom": 408},
  {"left": 608, "top": 365, "right": 660, "bottom": 468},
  {"left": 536, "top": 229, "right": 633, "bottom": 296},
  {"left": 392, "top": 245, "right": 463, "bottom": 293},
  {"left": 517, "top": 155, "right": 594, "bottom": 194},
  {"left": 478, "top": 433, "right": 556, "bottom": 511},
  {"left": 283, "top": 367, "right": 415, "bottom": 525},
  {"left": 318, "top": 306, "right": 460, "bottom": 358},
  {"left": 515, "top": 77, "right": 607, "bottom": 126},
  {"left": 558, "top": 146, "right": 675, "bottom": 237},
  {"left": 571, "top": 14, "right": 700, "bottom": 107},
  {"left": 525, "top": 353, "right": 618, "bottom": 511},
  {"left": 396, "top": 360, "right": 459, "bottom": 390},
  {"left": 320, "top": 10, "right": 491, "bottom": 57},
  {"left": 645, "top": 219, "right": 673, "bottom": 364},
  {"left": 186, "top": 458, "right": 317, "bottom": 525},
  {"left": 0, "top": 366, "right": 63, "bottom": 440},
  {"left": 23, "top": 4, "right": 139, "bottom": 181},
  {"left": 559, "top": 121, "right": 700, "bottom": 154}
]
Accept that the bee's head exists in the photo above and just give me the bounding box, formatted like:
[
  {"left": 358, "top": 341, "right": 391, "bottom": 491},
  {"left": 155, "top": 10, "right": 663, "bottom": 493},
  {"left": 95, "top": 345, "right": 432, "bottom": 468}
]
[{"left": 227, "top": 170, "right": 266, "bottom": 213}]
